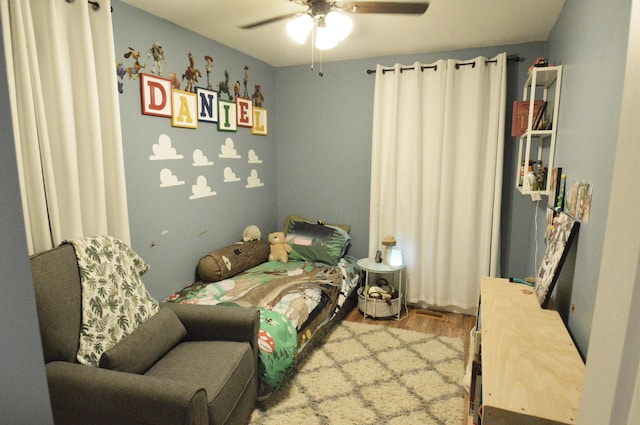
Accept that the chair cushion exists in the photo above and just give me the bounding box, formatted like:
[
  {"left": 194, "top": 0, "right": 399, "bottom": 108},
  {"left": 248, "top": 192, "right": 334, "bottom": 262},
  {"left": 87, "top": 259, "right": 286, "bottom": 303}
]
[
  {"left": 145, "top": 340, "right": 255, "bottom": 425},
  {"left": 99, "top": 308, "right": 186, "bottom": 374}
]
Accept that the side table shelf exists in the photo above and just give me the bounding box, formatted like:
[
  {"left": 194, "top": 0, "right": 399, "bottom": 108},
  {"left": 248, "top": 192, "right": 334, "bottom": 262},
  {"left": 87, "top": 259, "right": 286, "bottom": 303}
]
[{"left": 356, "top": 258, "right": 405, "bottom": 319}]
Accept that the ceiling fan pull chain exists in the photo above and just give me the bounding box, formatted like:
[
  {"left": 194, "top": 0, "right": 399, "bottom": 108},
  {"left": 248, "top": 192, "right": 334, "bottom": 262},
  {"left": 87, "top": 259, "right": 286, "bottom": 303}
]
[
  {"left": 310, "top": 24, "right": 315, "bottom": 71},
  {"left": 319, "top": 50, "right": 324, "bottom": 77}
]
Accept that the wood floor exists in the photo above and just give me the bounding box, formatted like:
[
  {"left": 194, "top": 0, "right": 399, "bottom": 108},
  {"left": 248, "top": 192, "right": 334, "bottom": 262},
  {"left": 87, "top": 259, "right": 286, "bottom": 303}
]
[
  {"left": 344, "top": 303, "right": 476, "bottom": 351},
  {"left": 343, "top": 303, "right": 477, "bottom": 425}
]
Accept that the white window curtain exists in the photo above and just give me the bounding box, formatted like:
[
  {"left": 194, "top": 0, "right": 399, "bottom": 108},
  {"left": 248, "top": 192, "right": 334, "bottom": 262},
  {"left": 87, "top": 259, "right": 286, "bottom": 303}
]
[
  {"left": 369, "top": 54, "right": 506, "bottom": 311},
  {"left": 1, "top": 0, "right": 130, "bottom": 254}
]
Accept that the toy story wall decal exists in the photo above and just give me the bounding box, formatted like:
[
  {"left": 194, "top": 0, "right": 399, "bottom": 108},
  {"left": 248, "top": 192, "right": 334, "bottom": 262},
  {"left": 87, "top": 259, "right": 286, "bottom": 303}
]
[
  {"left": 251, "top": 107, "right": 268, "bottom": 135},
  {"left": 147, "top": 43, "right": 165, "bottom": 76},
  {"left": 121, "top": 42, "right": 269, "bottom": 200},
  {"left": 189, "top": 176, "right": 217, "bottom": 200},
  {"left": 140, "top": 74, "right": 172, "bottom": 117},
  {"left": 192, "top": 149, "right": 214, "bottom": 167},
  {"left": 223, "top": 167, "right": 241, "bottom": 183},
  {"left": 196, "top": 87, "right": 218, "bottom": 123},
  {"left": 159, "top": 168, "right": 184, "bottom": 188},
  {"left": 218, "top": 100, "right": 237, "bottom": 132},
  {"left": 117, "top": 47, "right": 145, "bottom": 93},
  {"left": 123, "top": 42, "right": 268, "bottom": 135},
  {"left": 181, "top": 52, "right": 202, "bottom": 93},
  {"left": 246, "top": 170, "right": 264, "bottom": 188},
  {"left": 150, "top": 133, "right": 264, "bottom": 195},
  {"left": 248, "top": 149, "right": 262, "bottom": 164},
  {"left": 151, "top": 133, "right": 264, "bottom": 198},
  {"left": 218, "top": 70, "right": 233, "bottom": 100},
  {"left": 219, "top": 137, "right": 241, "bottom": 159},
  {"left": 150, "top": 134, "right": 183, "bottom": 160},
  {"left": 236, "top": 97, "right": 253, "bottom": 127},
  {"left": 204, "top": 56, "right": 214, "bottom": 89},
  {"left": 171, "top": 89, "right": 198, "bottom": 129}
]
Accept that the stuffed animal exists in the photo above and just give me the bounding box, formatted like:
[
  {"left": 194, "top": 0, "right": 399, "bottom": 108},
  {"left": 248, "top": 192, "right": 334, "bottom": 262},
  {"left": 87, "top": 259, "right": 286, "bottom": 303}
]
[
  {"left": 268, "top": 232, "right": 292, "bottom": 263},
  {"left": 242, "top": 225, "right": 261, "bottom": 242}
]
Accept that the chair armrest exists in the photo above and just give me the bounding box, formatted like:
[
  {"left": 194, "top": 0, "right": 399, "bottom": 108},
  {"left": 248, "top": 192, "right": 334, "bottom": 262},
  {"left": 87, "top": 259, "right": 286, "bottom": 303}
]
[
  {"left": 162, "top": 303, "right": 260, "bottom": 363},
  {"left": 46, "top": 361, "right": 208, "bottom": 425}
]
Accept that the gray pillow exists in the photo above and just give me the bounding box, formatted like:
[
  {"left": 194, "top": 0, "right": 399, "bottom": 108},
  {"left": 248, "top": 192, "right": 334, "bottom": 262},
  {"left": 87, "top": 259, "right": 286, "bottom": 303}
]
[{"left": 99, "top": 307, "right": 186, "bottom": 374}]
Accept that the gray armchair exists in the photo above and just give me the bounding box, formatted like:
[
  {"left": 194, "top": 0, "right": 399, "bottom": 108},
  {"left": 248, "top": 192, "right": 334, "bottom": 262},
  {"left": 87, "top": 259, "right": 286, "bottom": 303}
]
[{"left": 30, "top": 244, "right": 259, "bottom": 425}]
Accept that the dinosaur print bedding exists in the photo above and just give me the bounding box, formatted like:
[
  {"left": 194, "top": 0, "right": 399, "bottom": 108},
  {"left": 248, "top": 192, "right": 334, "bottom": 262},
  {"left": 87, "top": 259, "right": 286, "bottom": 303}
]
[{"left": 165, "top": 256, "right": 360, "bottom": 392}]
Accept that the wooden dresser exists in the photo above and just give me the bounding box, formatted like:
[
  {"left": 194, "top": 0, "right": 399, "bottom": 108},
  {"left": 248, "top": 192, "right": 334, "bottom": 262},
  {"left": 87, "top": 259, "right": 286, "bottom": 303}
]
[{"left": 468, "top": 277, "right": 585, "bottom": 424}]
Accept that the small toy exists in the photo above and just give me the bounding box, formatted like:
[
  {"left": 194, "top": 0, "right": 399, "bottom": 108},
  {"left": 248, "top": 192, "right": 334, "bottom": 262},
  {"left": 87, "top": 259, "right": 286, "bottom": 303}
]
[
  {"left": 268, "top": 232, "right": 292, "bottom": 263},
  {"left": 147, "top": 43, "right": 165, "bottom": 76},
  {"left": 243, "top": 65, "right": 250, "bottom": 98},
  {"left": 182, "top": 52, "right": 201, "bottom": 93},
  {"left": 528, "top": 57, "right": 550, "bottom": 73},
  {"left": 218, "top": 70, "right": 233, "bottom": 100},
  {"left": 242, "top": 225, "right": 261, "bottom": 242},
  {"left": 252, "top": 84, "right": 264, "bottom": 107},
  {"left": 123, "top": 47, "right": 145, "bottom": 80},
  {"left": 204, "top": 55, "right": 214, "bottom": 89}
]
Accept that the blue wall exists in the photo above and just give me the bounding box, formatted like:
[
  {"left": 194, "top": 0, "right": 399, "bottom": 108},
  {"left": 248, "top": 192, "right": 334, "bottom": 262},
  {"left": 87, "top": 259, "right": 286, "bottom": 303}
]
[
  {"left": 112, "top": 2, "right": 278, "bottom": 298},
  {"left": 540, "top": 0, "right": 631, "bottom": 355},
  {"left": 0, "top": 21, "right": 53, "bottom": 424}
]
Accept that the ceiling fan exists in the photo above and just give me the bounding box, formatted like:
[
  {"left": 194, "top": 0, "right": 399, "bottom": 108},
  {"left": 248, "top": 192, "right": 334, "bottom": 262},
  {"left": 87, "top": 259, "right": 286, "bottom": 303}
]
[
  {"left": 239, "top": 1, "right": 429, "bottom": 75},
  {"left": 239, "top": 1, "right": 430, "bottom": 31}
]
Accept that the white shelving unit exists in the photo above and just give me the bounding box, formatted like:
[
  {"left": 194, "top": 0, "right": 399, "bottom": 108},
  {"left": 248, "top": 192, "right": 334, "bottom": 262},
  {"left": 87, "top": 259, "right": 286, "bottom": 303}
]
[{"left": 515, "top": 65, "right": 563, "bottom": 196}]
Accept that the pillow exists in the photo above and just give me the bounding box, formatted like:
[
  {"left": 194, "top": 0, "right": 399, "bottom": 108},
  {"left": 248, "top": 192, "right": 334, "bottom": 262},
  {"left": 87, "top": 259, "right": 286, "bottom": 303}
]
[
  {"left": 285, "top": 218, "right": 351, "bottom": 265},
  {"left": 282, "top": 214, "right": 351, "bottom": 234},
  {"left": 198, "top": 239, "right": 269, "bottom": 283},
  {"left": 99, "top": 307, "right": 186, "bottom": 374}
]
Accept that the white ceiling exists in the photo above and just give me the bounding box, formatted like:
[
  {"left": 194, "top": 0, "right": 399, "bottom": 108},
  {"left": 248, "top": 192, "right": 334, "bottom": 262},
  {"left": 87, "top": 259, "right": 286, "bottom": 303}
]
[{"left": 121, "top": 0, "right": 565, "bottom": 67}]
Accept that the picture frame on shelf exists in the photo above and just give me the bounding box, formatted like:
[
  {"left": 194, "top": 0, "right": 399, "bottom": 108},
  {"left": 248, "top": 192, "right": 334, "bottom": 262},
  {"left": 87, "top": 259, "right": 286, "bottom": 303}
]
[{"left": 534, "top": 212, "right": 580, "bottom": 308}]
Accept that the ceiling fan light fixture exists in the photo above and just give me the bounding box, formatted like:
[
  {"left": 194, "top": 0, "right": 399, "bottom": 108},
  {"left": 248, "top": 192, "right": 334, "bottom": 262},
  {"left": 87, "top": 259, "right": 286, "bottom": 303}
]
[
  {"left": 315, "top": 24, "right": 339, "bottom": 50},
  {"left": 325, "top": 11, "right": 352, "bottom": 42},
  {"left": 286, "top": 13, "right": 313, "bottom": 44}
]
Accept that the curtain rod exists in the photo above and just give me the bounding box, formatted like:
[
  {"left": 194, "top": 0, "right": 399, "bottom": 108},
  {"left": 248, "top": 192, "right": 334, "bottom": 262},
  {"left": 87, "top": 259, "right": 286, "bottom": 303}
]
[
  {"left": 65, "top": 0, "right": 106, "bottom": 12},
  {"left": 366, "top": 54, "right": 523, "bottom": 75}
]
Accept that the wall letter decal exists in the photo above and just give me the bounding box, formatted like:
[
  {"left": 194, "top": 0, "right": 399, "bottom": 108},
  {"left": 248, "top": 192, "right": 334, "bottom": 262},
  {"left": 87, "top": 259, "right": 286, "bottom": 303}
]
[
  {"left": 218, "top": 99, "right": 237, "bottom": 132},
  {"left": 236, "top": 97, "right": 253, "bottom": 127},
  {"left": 141, "top": 73, "right": 172, "bottom": 117},
  {"left": 196, "top": 87, "right": 218, "bottom": 123},
  {"left": 172, "top": 89, "right": 198, "bottom": 129},
  {"left": 251, "top": 107, "right": 268, "bottom": 136}
]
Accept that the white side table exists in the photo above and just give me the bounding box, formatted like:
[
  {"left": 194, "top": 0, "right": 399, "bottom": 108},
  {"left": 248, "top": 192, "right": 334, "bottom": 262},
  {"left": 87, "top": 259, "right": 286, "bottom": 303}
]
[{"left": 356, "top": 258, "right": 405, "bottom": 319}]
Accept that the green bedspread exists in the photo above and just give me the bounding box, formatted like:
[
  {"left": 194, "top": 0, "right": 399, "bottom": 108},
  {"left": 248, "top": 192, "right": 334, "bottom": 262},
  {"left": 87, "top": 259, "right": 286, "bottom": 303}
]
[{"left": 166, "top": 256, "right": 360, "bottom": 392}]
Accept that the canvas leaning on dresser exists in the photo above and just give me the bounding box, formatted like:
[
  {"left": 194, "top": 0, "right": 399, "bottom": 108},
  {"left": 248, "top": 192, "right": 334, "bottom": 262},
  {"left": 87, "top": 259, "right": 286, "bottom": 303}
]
[{"left": 468, "top": 277, "right": 585, "bottom": 424}]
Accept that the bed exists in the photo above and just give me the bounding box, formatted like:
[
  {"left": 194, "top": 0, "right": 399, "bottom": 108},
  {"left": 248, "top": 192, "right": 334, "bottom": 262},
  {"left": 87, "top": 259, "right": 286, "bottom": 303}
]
[{"left": 164, "top": 216, "right": 361, "bottom": 396}]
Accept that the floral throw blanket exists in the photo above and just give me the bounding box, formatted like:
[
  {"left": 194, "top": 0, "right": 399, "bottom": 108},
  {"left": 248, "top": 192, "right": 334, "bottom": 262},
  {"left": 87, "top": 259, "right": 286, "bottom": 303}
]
[
  {"left": 166, "top": 256, "right": 360, "bottom": 392},
  {"left": 66, "top": 236, "right": 159, "bottom": 367}
]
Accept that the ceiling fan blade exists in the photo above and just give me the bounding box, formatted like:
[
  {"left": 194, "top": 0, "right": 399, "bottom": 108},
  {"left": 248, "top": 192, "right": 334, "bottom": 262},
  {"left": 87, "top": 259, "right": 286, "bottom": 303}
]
[
  {"left": 339, "top": 1, "right": 429, "bottom": 15},
  {"left": 239, "top": 11, "right": 303, "bottom": 29}
]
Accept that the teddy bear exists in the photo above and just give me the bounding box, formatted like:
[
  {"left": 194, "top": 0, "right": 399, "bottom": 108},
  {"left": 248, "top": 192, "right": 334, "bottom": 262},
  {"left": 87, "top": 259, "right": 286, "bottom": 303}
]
[{"left": 268, "top": 232, "right": 292, "bottom": 263}]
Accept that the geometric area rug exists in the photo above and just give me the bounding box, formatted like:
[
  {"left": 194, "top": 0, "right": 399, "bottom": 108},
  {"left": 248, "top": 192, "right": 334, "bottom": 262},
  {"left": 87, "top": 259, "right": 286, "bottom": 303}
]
[{"left": 248, "top": 321, "right": 465, "bottom": 425}]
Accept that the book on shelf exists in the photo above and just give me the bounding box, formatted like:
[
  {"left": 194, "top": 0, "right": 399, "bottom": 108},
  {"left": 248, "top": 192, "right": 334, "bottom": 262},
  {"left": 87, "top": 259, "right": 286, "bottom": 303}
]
[
  {"left": 511, "top": 100, "right": 544, "bottom": 137},
  {"left": 556, "top": 173, "right": 567, "bottom": 211},
  {"left": 548, "top": 167, "right": 562, "bottom": 208},
  {"left": 533, "top": 101, "right": 547, "bottom": 130}
]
